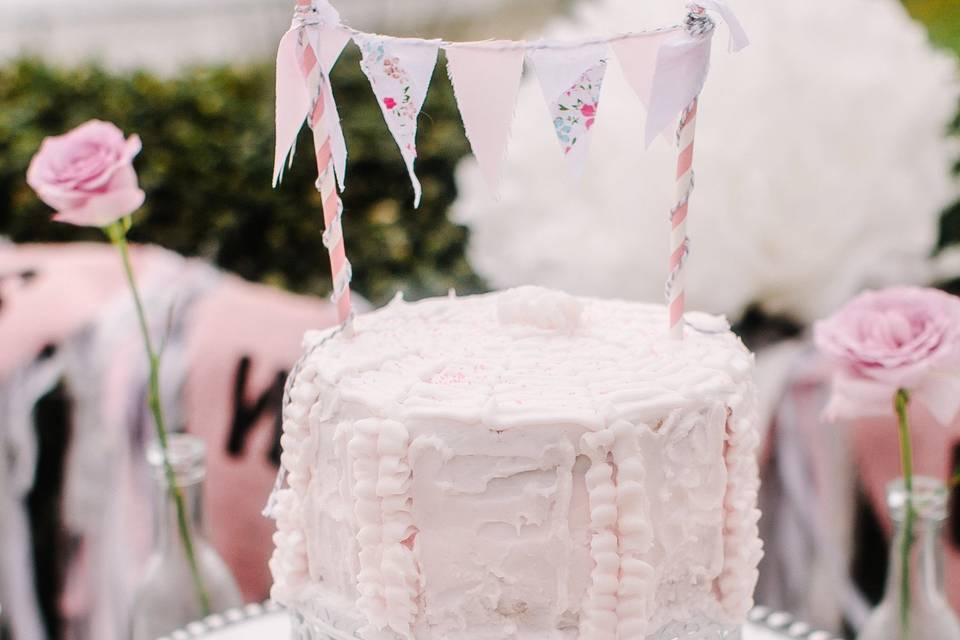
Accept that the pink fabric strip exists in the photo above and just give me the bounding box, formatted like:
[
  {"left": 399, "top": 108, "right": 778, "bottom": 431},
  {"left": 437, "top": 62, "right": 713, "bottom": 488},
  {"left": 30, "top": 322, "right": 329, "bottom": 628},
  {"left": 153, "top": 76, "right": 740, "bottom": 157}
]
[
  {"left": 672, "top": 202, "right": 688, "bottom": 228},
  {"left": 669, "top": 243, "right": 686, "bottom": 270},
  {"left": 307, "top": 46, "right": 353, "bottom": 326},
  {"left": 676, "top": 144, "right": 695, "bottom": 179},
  {"left": 302, "top": 41, "right": 318, "bottom": 75},
  {"left": 669, "top": 291, "right": 685, "bottom": 328}
]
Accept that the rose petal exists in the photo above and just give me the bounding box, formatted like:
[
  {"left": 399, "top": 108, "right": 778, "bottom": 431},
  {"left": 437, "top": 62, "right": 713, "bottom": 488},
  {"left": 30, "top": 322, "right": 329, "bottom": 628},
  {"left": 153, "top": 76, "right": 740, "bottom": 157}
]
[
  {"left": 913, "top": 371, "right": 960, "bottom": 427},
  {"left": 52, "top": 187, "right": 145, "bottom": 228},
  {"left": 34, "top": 180, "right": 95, "bottom": 211},
  {"left": 823, "top": 372, "right": 896, "bottom": 422}
]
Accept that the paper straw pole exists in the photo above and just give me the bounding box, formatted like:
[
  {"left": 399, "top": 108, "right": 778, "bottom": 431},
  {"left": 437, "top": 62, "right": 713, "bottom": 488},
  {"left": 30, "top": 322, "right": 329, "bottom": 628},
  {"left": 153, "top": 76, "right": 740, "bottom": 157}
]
[
  {"left": 667, "top": 97, "right": 698, "bottom": 339},
  {"left": 310, "top": 90, "right": 353, "bottom": 326},
  {"left": 299, "top": 10, "right": 354, "bottom": 330}
]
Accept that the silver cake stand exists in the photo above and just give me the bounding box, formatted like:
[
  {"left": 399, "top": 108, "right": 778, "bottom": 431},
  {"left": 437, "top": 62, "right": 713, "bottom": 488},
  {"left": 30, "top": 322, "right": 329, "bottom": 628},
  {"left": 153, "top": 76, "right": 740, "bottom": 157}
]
[{"left": 159, "top": 602, "right": 842, "bottom": 640}]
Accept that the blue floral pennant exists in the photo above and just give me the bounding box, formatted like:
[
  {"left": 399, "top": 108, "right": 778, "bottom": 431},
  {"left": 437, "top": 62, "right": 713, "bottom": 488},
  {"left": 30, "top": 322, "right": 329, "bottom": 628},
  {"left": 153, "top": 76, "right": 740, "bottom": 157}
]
[
  {"left": 528, "top": 43, "right": 609, "bottom": 178},
  {"left": 355, "top": 34, "right": 440, "bottom": 207}
]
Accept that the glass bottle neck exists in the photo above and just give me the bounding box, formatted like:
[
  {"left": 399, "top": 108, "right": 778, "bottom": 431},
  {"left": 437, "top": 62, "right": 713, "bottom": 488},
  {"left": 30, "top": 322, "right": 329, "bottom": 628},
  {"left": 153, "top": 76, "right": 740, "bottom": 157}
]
[
  {"left": 146, "top": 434, "right": 208, "bottom": 555},
  {"left": 154, "top": 478, "right": 205, "bottom": 553},
  {"left": 884, "top": 515, "right": 945, "bottom": 608},
  {"left": 882, "top": 476, "right": 950, "bottom": 610}
]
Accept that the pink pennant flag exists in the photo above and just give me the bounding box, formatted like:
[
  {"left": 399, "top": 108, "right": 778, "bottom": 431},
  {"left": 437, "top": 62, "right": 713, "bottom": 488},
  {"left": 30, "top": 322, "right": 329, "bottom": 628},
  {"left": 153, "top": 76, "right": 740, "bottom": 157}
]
[
  {"left": 529, "top": 43, "right": 609, "bottom": 178},
  {"left": 272, "top": 24, "right": 351, "bottom": 188},
  {"left": 273, "top": 28, "right": 312, "bottom": 186},
  {"left": 612, "top": 31, "right": 672, "bottom": 112},
  {"left": 356, "top": 34, "right": 441, "bottom": 207},
  {"left": 445, "top": 44, "right": 525, "bottom": 196},
  {"left": 643, "top": 31, "right": 711, "bottom": 147}
]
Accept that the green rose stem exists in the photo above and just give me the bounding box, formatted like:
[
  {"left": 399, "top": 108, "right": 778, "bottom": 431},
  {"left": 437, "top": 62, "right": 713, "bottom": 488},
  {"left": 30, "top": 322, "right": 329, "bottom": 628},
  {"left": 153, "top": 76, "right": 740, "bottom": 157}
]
[
  {"left": 894, "top": 388, "right": 915, "bottom": 640},
  {"left": 106, "top": 218, "right": 212, "bottom": 617}
]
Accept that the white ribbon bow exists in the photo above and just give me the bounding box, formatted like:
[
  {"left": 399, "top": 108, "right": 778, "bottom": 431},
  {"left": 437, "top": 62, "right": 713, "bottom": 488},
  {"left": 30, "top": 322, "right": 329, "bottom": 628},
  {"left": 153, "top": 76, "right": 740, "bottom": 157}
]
[{"left": 645, "top": 0, "right": 748, "bottom": 146}]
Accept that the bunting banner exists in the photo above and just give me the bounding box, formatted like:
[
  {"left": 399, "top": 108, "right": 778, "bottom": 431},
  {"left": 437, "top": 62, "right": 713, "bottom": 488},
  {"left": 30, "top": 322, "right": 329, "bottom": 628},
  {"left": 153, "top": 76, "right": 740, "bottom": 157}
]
[
  {"left": 446, "top": 44, "right": 525, "bottom": 195},
  {"left": 356, "top": 34, "right": 441, "bottom": 207},
  {"left": 529, "top": 43, "right": 609, "bottom": 178},
  {"left": 274, "top": 0, "right": 747, "bottom": 199},
  {"left": 272, "top": 0, "right": 748, "bottom": 336}
]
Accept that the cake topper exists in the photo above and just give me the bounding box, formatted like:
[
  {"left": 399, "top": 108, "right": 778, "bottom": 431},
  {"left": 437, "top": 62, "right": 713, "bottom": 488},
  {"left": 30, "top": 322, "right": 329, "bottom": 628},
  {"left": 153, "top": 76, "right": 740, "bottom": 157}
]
[{"left": 272, "top": 0, "right": 747, "bottom": 336}]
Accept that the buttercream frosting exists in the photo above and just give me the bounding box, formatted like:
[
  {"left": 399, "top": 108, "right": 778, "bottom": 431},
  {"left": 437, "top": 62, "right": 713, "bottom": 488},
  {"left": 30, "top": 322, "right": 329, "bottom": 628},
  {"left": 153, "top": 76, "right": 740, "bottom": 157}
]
[{"left": 270, "top": 287, "right": 763, "bottom": 639}]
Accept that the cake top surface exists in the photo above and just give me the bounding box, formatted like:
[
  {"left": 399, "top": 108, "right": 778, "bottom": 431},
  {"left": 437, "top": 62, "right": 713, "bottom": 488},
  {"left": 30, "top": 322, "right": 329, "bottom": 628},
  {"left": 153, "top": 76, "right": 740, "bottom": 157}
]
[{"left": 301, "top": 286, "right": 753, "bottom": 428}]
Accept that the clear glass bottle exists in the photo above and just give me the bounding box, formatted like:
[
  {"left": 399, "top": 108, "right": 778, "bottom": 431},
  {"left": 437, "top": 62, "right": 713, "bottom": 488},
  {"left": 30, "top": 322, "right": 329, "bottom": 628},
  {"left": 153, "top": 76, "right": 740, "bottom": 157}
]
[
  {"left": 131, "top": 434, "right": 243, "bottom": 640},
  {"left": 858, "top": 476, "right": 960, "bottom": 640}
]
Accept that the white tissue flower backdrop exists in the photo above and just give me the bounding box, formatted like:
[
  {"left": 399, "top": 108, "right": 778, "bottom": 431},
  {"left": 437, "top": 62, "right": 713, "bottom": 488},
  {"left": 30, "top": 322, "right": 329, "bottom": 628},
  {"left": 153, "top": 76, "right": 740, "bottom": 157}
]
[{"left": 450, "top": 0, "right": 960, "bottom": 324}]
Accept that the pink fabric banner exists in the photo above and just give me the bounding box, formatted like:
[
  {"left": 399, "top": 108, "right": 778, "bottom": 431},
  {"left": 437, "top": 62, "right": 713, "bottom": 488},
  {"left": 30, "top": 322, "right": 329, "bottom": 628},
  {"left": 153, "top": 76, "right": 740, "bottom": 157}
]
[
  {"left": 0, "top": 243, "right": 343, "bottom": 640},
  {"left": 356, "top": 34, "right": 440, "bottom": 207},
  {"left": 529, "top": 43, "right": 609, "bottom": 178},
  {"left": 185, "top": 274, "right": 341, "bottom": 598},
  {"left": 445, "top": 44, "right": 525, "bottom": 195}
]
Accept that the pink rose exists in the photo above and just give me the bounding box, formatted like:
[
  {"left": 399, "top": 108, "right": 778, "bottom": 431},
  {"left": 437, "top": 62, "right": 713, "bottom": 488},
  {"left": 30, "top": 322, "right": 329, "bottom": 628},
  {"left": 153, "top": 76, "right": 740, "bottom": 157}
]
[
  {"left": 815, "top": 287, "right": 960, "bottom": 425},
  {"left": 383, "top": 97, "right": 397, "bottom": 110},
  {"left": 27, "top": 120, "right": 145, "bottom": 227},
  {"left": 580, "top": 104, "right": 597, "bottom": 118}
]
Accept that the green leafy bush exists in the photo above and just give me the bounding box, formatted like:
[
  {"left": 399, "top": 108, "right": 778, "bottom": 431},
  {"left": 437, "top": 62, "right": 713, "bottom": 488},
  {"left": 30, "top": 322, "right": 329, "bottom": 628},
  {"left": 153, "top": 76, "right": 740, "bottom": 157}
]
[{"left": 0, "top": 54, "right": 486, "bottom": 305}]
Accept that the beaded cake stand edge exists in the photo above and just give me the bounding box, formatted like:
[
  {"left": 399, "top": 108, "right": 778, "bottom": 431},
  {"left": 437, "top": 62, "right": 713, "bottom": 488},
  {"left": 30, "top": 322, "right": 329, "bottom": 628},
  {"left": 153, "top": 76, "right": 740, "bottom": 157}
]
[{"left": 159, "top": 602, "right": 843, "bottom": 640}]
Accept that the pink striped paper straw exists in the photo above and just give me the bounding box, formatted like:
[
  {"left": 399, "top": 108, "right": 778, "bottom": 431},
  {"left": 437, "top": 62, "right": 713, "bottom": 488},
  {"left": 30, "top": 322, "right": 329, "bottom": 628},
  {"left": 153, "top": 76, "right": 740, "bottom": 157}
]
[
  {"left": 298, "top": 0, "right": 354, "bottom": 329},
  {"left": 667, "top": 97, "right": 698, "bottom": 339}
]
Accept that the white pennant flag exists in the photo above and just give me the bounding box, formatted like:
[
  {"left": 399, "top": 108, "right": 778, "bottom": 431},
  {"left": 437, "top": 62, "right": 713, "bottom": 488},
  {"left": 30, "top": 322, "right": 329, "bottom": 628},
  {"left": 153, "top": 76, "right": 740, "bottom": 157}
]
[
  {"left": 528, "top": 42, "right": 609, "bottom": 178},
  {"left": 446, "top": 44, "right": 525, "bottom": 196},
  {"left": 356, "top": 34, "right": 440, "bottom": 207},
  {"left": 643, "top": 31, "right": 711, "bottom": 147}
]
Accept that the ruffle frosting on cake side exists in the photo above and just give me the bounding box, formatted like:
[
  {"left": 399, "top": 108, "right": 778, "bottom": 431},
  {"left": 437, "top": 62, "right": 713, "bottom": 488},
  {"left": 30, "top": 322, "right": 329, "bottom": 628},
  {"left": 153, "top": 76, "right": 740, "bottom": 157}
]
[
  {"left": 270, "top": 365, "right": 324, "bottom": 605},
  {"left": 349, "top": 418, "right": 421, "bottom": 640},
  {"left": 611, "top": 421, "right": 657, "bottom": 640},
  {"left": 718, "top": 387, "right": 765, "bottom": 620},
  {"left": 580, "top": 428, "right": 620, "bottom": 639}
]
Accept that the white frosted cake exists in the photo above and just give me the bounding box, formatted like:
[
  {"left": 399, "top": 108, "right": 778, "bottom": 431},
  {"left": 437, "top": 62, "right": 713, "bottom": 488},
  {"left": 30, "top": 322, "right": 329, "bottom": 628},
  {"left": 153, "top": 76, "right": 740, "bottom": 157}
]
[{"left": 269, "top": 287, "right": 763, "bottom": 640}]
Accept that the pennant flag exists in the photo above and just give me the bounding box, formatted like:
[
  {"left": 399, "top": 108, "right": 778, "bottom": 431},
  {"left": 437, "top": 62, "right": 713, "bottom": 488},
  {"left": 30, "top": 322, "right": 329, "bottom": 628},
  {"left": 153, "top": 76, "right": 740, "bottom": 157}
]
[
  {"left": 529, "top": 43, "right": 609, "bottom": 178},
  {"left": 273, "top": 28, "right": 312, "bottom": 186},
  {"left": 445, "top": 44, "right": 525, "bottom": 196},
  {"left": 356, "top": 34, "right": 441, "bottom": 207},
  {"left": 273, "top": 24, "right": 351, "bottom": 188},
  {"left": 643, "top": 31, "right": 711, "bottom": 147},
  {"left": 612, "top": 31, "right": 672, "bottom": 112}
]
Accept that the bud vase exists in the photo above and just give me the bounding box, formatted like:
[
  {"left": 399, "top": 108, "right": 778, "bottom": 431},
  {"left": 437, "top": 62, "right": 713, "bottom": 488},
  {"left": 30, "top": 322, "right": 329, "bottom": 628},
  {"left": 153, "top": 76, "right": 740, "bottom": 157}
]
[
  {"left": 857, "top": 476, "right": 960, "bottom": 640},
  {"left": 131, "top": 434, "right": 242, "bottom": 640}
]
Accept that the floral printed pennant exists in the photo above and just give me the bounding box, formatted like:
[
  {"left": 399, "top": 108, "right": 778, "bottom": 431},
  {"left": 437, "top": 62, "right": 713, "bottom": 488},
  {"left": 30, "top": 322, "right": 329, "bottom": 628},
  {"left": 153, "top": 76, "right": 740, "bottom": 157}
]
[
  {"left": 356, "top": 34, "right": 441, "bottom": 207},
  {"left": 529, "top": 43, "right": 609, "bottom": 178}
]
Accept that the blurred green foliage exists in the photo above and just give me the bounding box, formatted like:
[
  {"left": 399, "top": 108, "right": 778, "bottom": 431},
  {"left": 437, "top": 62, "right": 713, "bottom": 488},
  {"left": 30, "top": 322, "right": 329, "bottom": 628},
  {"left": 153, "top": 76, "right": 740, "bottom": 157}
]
[
  {"left": 0, "top": 53, "right": 485, "bottom": 305},
  {"left": 2, "top": 1, "right": 960, "bottom": 305},
  {"left": 904, "top": 0, "right": 960, "bottom": 54},
  {"left": 910, "top": 1, "right": 960, "bottom": 258}
]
